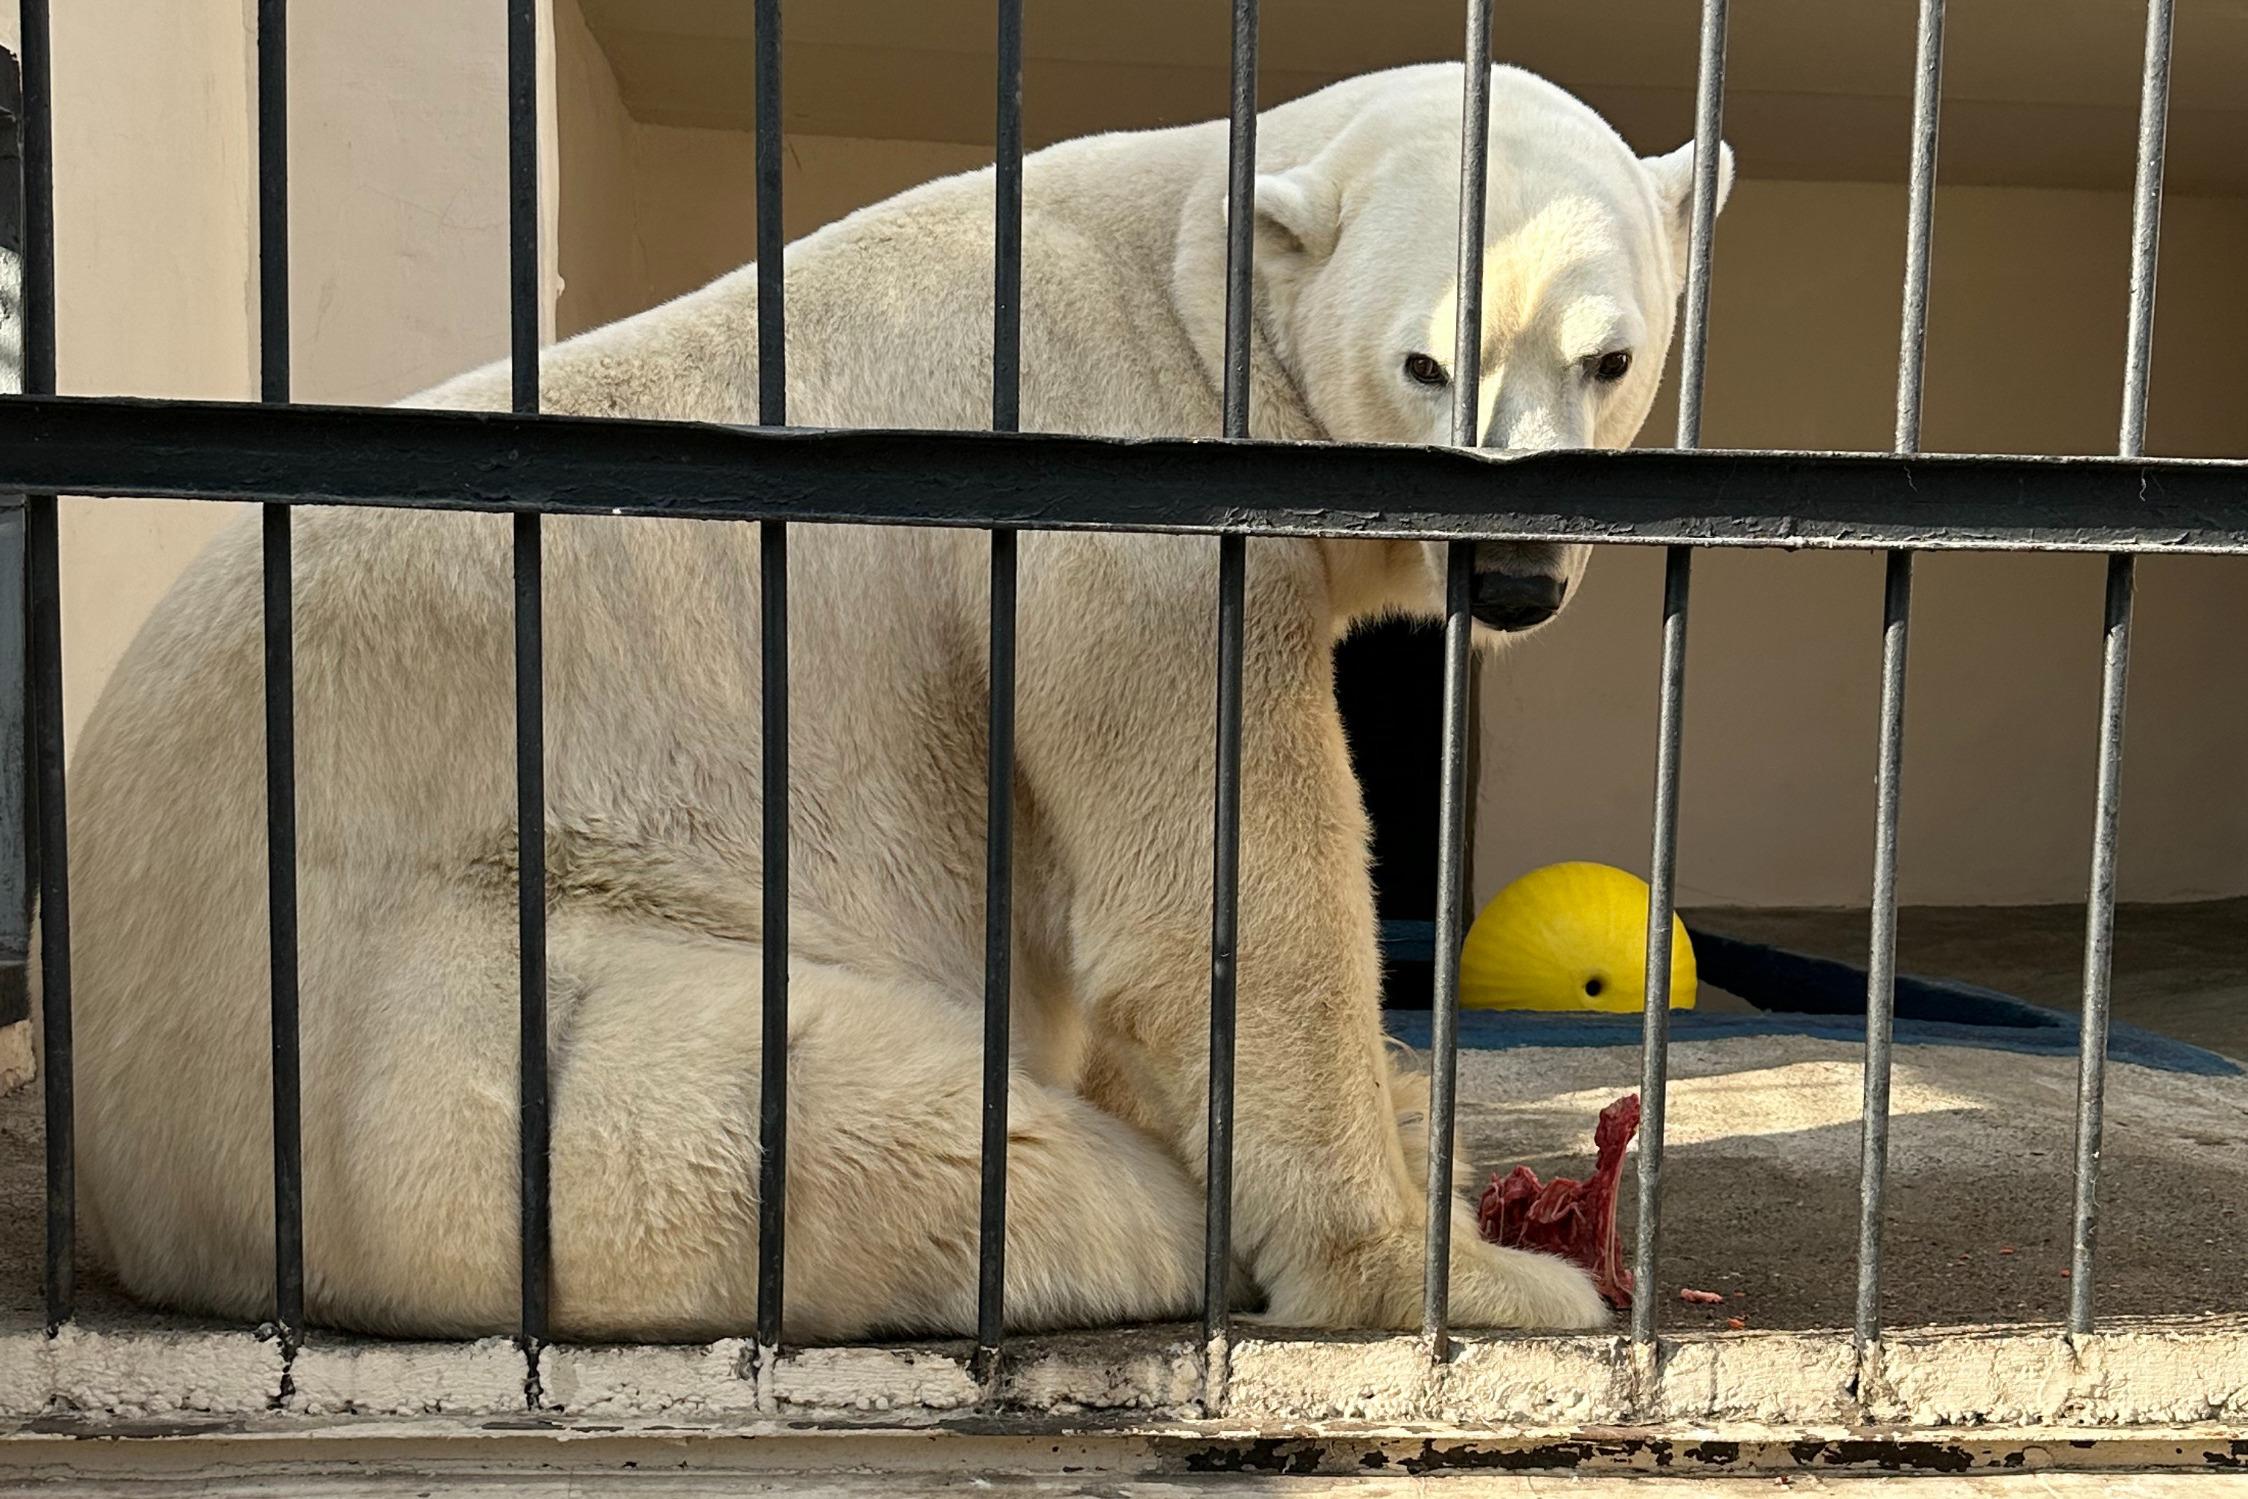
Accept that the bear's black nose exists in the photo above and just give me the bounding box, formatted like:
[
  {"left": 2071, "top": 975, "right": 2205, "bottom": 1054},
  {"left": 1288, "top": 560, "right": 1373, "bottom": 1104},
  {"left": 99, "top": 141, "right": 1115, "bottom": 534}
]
[{"left": 1470, "top": 572, "right": 1567, "bottom": 631}]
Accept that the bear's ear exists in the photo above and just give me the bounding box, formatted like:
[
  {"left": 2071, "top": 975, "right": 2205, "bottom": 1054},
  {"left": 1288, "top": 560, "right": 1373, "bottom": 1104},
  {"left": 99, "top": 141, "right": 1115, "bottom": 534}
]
[
  {"left": 1642, "top": 140, "right": 1736, "bottom": 275},
  {"left": 1223, "top": 163, "right": 1342, "bottom": 265}
]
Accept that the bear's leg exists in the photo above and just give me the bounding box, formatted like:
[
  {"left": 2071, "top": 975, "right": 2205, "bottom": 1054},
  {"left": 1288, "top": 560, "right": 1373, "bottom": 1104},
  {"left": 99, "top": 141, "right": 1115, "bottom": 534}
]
[
  {"left": 773, "top": 955, "right": 1206, "bottom": 1341},
  {"left": 1032, "top": 542, "right": 1609, "bottom": 1333},
  {"left": 529, "top": 920, "right": 1201, "bottom": 1343}
]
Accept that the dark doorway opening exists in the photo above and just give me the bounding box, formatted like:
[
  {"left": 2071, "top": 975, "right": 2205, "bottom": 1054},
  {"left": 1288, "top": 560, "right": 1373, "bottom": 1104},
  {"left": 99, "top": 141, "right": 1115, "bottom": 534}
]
[{"left": 1335, "top": 616, "right": 1459, "bottom": 1012}]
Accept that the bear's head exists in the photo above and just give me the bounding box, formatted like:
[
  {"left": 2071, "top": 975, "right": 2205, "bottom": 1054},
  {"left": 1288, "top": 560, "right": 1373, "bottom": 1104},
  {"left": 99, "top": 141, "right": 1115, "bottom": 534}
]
[{"left": 1215, "top": 64, "right": 1734, "bottom": 639}]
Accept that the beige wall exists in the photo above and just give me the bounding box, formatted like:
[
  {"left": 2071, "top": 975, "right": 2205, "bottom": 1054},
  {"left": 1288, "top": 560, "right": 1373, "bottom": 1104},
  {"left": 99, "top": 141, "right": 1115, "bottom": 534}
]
[
  {"left": 631, "top": 129, "right": 992, "bottom": 318},
  {"left": 555, "top": 2, "right": 988, "bottom": 335},
  {"left": 43, "top": 0, "right": 257, "bottom": 751},
  {"left": 38, "top": 0, "right": 562, "bottom": 752},
  {"left": 554, "top": 0, "right": 647, "bottom": 337}
]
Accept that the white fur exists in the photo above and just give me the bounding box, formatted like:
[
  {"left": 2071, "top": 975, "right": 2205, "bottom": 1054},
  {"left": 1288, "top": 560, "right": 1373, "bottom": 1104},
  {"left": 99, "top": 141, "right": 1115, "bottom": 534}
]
[{"left": 43, "top": 63, "right": 1729, "bottom": 1340}]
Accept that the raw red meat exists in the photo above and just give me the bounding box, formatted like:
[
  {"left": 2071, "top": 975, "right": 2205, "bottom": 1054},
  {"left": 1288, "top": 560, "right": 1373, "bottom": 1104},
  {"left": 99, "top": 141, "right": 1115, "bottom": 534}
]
[{"left": 1476, "top": 1092, "right": 1641, "bottom": 1311}]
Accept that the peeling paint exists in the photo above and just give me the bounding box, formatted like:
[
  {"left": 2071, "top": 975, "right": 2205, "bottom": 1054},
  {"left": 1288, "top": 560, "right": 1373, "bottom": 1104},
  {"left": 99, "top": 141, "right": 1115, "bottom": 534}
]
[
  {"left": 4, "top": 1326, "right": 278, "bottom": 1419},
  {"left": 529, "top": 1342, "right": 759, "bottom": 1420},
  {"left": 770, "top": 1345, "right": 978, "bottom": 1414}
]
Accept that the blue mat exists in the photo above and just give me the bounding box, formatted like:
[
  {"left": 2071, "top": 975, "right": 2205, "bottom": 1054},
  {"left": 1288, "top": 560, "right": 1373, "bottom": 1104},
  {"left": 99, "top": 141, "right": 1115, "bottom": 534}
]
[{"left": 1380, "top": 925, "right": 2242, "bottom": 1079}]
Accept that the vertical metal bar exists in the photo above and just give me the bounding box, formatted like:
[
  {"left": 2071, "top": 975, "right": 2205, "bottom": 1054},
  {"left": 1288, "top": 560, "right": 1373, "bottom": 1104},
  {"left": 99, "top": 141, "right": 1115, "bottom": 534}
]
[
  {"left": 1422, "top": 542, "right": 1474, "bottom": 1354},
  {"left": 18, "top": 0, "right": 73, "bottom": 1337},
  {"left": 1204, "top": 535, "right": 1243, "bottom": 1372},
  {"left": 1629, "top": 545, "right": 1690, "bottom": 1348},
  {"left": 1890, "top": 0, "right": 1946, "bottom": 462},
  {"left": 2114, "top": 0, "right": 2173, "bottom": 465},
  {"left": 1203, "top": 0, "right": 1256, "bottom": 1405},
  {"left": 2071, "top": 0, "right": 2171, "bottom": 1335},
  {"left": 1631, "top": 0, "right": 1727, "bottom": 1350},
  {"left": 1669, "top": 1, "right": 1728, "bottom": 452},
  {"left": 754, "top": 0, "right": 785, "bottom": 431},
  {"left": 256, "top": 0, "right": 304, "bottom": 1354},
  {"left": 754, "top": 0, "right": 790, "bottom": 1365},
  {"left": 1855, "top": 548, "right": 1911, "bottom": 1347},
  {"left": 506, "top": 0, "right": 549, "bottom": 1368},
  {"left": 1856, "top": 0, "right": 1945, "bottom": 1351},
  {"left": 0, "top": 44, "right": 35, "bottom": 1041},
  {"left": 756, "top": 522, "right": 789, "bottom": 1354},
  {"left": 974, "top": 0, "right": 1024, "bottom": 1390},
  {"left": 1447, "top": 4, "right": 1493, "bottom": 458},
  {"left": 1422, "top": 0, "right": 1491, "bottom": 1360},
  {"left": 2070, "top": 553, "right": 2133, "bottom": 1332},
  {"left": 991, "top": 0, "right": 1023, "bottom": 438},
  {"left": 1216, "top": 0, "right": 1257, "bottom": 444}
]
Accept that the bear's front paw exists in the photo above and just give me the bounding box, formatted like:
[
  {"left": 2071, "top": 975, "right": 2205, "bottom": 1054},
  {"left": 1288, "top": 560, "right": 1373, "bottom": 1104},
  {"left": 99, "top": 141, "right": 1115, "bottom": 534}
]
[
  {"left": 1447, "top": 1230, "right": 1612, "bottom": 1332},
  {"left": 1249, "top": 1211, "right": 1609, "bottom": 1334}
]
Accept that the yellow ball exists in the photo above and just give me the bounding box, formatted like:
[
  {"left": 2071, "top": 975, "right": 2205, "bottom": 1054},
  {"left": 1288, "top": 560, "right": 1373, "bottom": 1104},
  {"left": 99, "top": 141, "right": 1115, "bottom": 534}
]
[{"left": 1460, "top": 862, "right": 1697, "bottom": 1014}]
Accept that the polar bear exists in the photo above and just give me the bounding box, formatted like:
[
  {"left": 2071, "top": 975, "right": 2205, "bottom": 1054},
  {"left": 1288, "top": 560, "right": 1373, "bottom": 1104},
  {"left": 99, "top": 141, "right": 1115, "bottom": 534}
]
[{"left": 50, "top": 62, "right": 1731, "bottom": 1342}]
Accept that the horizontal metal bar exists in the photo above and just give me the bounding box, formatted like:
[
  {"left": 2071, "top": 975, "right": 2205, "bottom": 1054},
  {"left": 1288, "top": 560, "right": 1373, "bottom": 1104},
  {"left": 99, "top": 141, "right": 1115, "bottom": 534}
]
[{"left": 2, "top": 396, "right": 2245, "bottom": 554}]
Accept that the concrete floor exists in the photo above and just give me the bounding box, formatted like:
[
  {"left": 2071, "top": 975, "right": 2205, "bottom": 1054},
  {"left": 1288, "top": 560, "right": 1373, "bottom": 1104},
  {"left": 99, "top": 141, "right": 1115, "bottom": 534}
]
[
  {"left": 0, "top": 901, "right": 2242, "bottom": 1342},
  {"left": 1454, "top": 898, "right": 2248, "bottom": 1332},
  {"left": 1452, "top": 1022, "right": 2248, "bottom": 1333}
]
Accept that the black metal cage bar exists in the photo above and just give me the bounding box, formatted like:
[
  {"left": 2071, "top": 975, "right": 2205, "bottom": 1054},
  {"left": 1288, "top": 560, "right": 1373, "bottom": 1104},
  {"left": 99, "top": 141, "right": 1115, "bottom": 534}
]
[
  {"left": 255, "top": 0, "right": 306, "bottom": 1354},
  {"left": 18, "top": 0, "right": 74, "bottom": 1338},
  {"left": 1420, "top": 0, "right": 1494, "bottom": 1359},
  {"left": 1856, "top": 0, "right": 1946, "bottom": 1349},
  {"left": 1201, "top": 0, "right": 1257, "bottom": 1399},
  {"left": 506, "top": 0, "right": 551, "bottom": 1362},
  {"left": 2069, "top": 0, "right": 2175, "bottom": 1335},
  {"left": 0, "top": 44, "right": 24, "bottom": 1048},
  {"left": 3, "top": 399, "right": 2244, "bottom": 551},
  {"left": 753, "top": 0, "right": 791, "bottom": 1365},
  {"left": 1630, "top": 0, "right": 1728, "bottom": 1349},
  {"left": 8, "top": 0, "right": 2243, "bottom": 1387},
  {"left": 974, "top": 0, "right": 1024, "bottom": 1386}
]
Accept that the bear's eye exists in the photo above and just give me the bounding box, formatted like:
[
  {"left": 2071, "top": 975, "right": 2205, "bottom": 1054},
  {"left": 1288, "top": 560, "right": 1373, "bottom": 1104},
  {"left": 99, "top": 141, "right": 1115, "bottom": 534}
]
[
  {"left": 1592, "top": 350, "right": 1633, "bottom": 384},
  {"left": 1402, "top": 353, "right": 1449, "bottom": 388}
]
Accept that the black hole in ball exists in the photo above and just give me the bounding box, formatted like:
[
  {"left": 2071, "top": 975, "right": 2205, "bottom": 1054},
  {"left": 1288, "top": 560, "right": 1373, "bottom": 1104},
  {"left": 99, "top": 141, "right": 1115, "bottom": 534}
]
[{"left": 1585, "top": 977, "right": 1604, "bottom": 998}]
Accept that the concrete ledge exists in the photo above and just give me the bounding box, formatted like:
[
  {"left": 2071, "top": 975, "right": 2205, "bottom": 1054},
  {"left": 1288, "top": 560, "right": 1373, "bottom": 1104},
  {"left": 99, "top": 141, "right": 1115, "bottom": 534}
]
[
  {"left": 4, "top": 1316, "right": 2245, "bottom": 1437},
  {"left": 290, "top": 1337, "right": 529, "bottom": 1418},
  {"left": 1866, "top": 1318, "right": 2248, "bottom": 1426}
]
